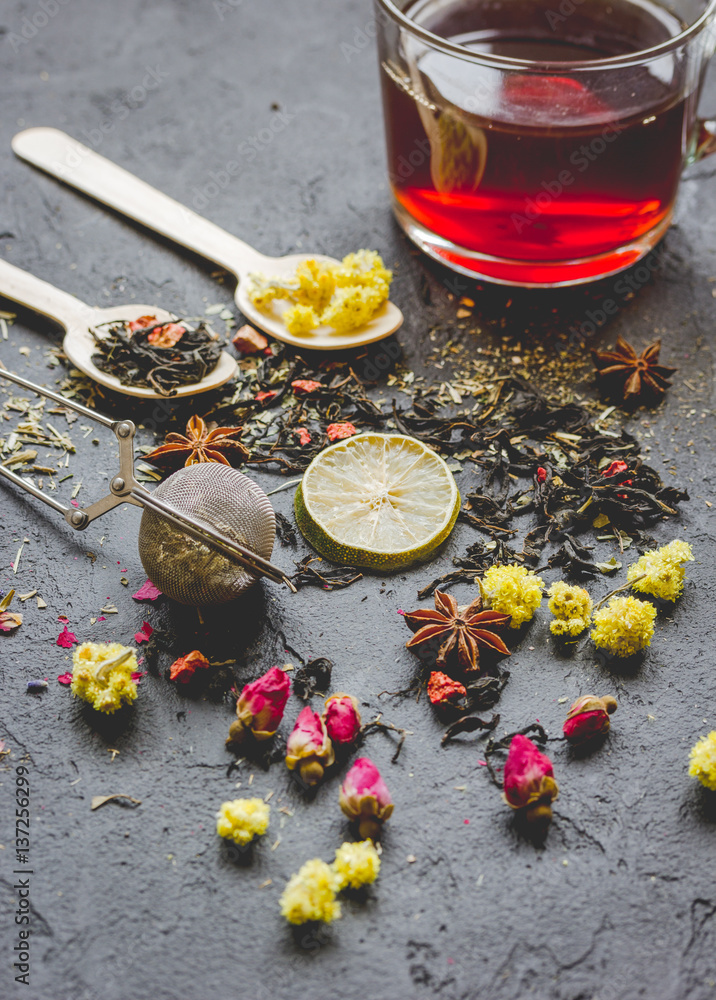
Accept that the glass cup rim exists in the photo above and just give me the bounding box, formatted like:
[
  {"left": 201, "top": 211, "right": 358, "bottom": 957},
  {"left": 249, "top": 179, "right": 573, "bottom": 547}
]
[{"left": 375, "top": 0, "right": 716, "bottom": 71}]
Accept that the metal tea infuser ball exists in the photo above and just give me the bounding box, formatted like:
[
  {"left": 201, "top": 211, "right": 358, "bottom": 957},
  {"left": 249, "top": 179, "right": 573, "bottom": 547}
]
[{"left": 0, "top": 367, "right": 296, "bottom": 604}]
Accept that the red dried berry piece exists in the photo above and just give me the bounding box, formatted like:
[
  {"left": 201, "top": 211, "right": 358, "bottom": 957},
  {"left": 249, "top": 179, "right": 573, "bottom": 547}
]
[{"left": 427, "top": 671, "right": 467, "bottom": 706}]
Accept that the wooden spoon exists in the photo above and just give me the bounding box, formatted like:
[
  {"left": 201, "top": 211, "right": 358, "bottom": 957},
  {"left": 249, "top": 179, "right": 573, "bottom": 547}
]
[
  {"left": 0, "top": 258, "right": 237, "bottom": 399},
  {"left": 12, "top": 127, "right": 404, "bottom": 351}
]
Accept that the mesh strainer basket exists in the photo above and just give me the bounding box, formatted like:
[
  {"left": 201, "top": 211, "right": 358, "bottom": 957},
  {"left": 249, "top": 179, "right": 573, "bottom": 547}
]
[{"left": 138, "top": 464, "right": 277, "bottom": 605}]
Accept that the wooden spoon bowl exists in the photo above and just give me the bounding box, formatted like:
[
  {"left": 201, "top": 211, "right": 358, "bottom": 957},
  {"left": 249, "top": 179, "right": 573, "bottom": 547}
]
[{"left": 0, "top": 258, "right": 237, "bottom": 399}]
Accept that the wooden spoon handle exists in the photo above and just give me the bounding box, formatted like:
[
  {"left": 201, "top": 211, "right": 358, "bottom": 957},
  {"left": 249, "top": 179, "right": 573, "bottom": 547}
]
[
  {"left": 0, "top": 257, "right": 94, "bottom": 329},
  {"left": 12, "top": 127, "right": 266, "bottom": 278}
]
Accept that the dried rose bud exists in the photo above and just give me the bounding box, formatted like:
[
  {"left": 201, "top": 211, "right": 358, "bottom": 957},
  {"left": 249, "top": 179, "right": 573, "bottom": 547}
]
[
  {"left": 285, "top": 705, "right": 335, "bottom": 785},
  {"left": 227, "top": 666, "right": 291, "bottom": 746},
  {"left": 322, "top": 693, "right": 362, "bottom": 744},
  {"left": 503, "top": 734, "right": 559, "bottom": 827},
  {"left": 339, "top": 757, "right": 394, "bottom": 841},
  {"left": 563, "top": 694, "right": 617, "bottom": 744},
  {"left": 427, "top": 671, "right": 466, "bottom": 707}
]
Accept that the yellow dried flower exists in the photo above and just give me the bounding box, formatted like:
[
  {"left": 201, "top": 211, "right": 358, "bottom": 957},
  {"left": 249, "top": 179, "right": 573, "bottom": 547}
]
[
  {"left": 688, "top": 731, "right": 716, "bottom": 791},
  {"left": 482, "top": 564, "right": 544, "bottom": 628},
  {"left": 591, "top": 596, "right": 656, "bottom": 657},
  {"left": 280, "top": 858, "right": 342, "bottom": 925},
  {"left": 284, "top": 304, "right": 319, "bottom": 336},
  {"left": 321, "top": 286, "right": 385, "bottom": 335},
  {"left": 247, "top": 282, "right": 291, "bottom": 311},
  {"left": 70, "top": 642, "right": 138, "bottom": 714},
  {"left": 547, "top": 581, "right": 593, "bottom": 637},
  {"left": 332, "top": 840, "right": 381, "bottom": 890},
  {"left": 628, "top": 539, "right": 694, "bottom": 602},
  {"left": 248, "top": 250, "right": 392, "bottom": 335},
  {"left": 216, "top": 798, "right": 270, "bottom": 845},
  {"left": 334, "top": 249, "right": 392, "bottom": 294},
  {"left": 293, "top": 259, "right": 336, "bottom": 311}
]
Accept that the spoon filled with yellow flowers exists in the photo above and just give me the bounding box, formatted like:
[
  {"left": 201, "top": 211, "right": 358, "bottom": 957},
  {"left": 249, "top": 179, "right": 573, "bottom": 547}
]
[{"left": 12, "top": 128, "right": 404, "bottom": 351}]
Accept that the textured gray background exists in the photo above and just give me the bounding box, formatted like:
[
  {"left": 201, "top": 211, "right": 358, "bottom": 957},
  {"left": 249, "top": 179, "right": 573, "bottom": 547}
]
[{"left": 1, "top": 1, "right": 715, "bottom": 998}]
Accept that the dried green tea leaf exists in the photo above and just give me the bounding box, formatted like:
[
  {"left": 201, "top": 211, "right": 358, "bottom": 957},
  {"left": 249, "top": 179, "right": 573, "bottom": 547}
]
[
  {"left": 597, "top": 557, "right": 622, "bottom": 574},
  {"left": 441, "top": 712, "right": 500, "bottom": 746},
  {"left": 1, "top": 449, "right": 37, "bottom": 467},
  {"left": 0, "top": 589, "right": 15, "bottom": 613},
  {"left": 91, "top": 794, "right": 142, "bottom": 811}
]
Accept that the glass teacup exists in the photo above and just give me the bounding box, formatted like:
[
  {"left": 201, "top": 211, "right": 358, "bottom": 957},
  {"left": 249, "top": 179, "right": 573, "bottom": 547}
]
[{"left": 375, "top": 0, "right": 716, "bottom": 286}]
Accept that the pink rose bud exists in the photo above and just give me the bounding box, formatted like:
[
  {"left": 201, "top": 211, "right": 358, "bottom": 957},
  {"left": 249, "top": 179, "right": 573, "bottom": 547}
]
[
  {"left": 563, "top": 694, "right": 617, "bottom": 744},
  {"left": 226, "top": 666, "right": 291, "bottom": 746},
  {"left": 339, "top": 757, "right": 394, "bottom": 841},
  {"left": 322, "top": 693, "right": 362, "bottom": 745},
  {"left": 503, "top": 734, "right": 559, "bottom": 827},
  {"left": 285, "top": 705, "right": 335, "bottom": 786}
]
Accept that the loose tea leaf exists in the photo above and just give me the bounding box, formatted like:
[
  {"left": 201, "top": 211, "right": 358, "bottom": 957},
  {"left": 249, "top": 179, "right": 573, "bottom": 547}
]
[
  {"left": 464, "top": 671, "right": 510, "bottom": 711},
  {"left": 91, "top": 317, "right": 223, "bottom": 396},
  {"left": 441, "top": 712, "right": 500, "bottom": 746},
  {"left": 292, "top": 657, "right": 333, "bottom": 700},
  {"left": 275, "top": 512, "right": 297, "bottom": 546},
  {"left": 91, "top": 794, "right": 142, "bottom": 811},
  {"left": 548, "top": 536, "right": 601, "bottom": 577},
  {"left": 358, "top": 715, "right": 412, "bottom": 762},
  {"left": 290, "top": 556, "right": 362, "bottom": 591}
]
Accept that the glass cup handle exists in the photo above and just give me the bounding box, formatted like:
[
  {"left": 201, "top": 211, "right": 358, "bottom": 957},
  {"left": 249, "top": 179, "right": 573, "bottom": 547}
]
[{"left": 696, "top": 118, "right": 716, "bottom": 160}]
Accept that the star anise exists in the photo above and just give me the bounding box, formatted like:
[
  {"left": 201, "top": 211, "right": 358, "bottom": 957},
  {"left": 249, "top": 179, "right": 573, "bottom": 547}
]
[
  {"left": 403, "top": 589, "right": 511, "bottom": 674},
  {"left": 143, "top": 414, "right": 249, "bottom": 470},
  {"left": 591, "top": 336, "right": 677, "bottom": 403}
]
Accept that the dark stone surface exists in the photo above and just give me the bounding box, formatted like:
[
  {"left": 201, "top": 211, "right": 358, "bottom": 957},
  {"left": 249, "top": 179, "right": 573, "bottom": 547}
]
[{"left": 1, "top": 2, "right": 716, "bottom": 999}]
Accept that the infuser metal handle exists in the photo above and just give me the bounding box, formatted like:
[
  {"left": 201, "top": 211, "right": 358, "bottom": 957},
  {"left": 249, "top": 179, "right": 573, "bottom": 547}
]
[
  {"left": 0, "top": 461, "right": 72, "bottom": 517},
  {"left": 0, "top": 363, "right": 114, "bottom": 426},
  {"left": 0, "top": 362, "right": 142, "bottom": 528},
  {"left": 0, "top": 366, "right": 296, "bottom": 591}
]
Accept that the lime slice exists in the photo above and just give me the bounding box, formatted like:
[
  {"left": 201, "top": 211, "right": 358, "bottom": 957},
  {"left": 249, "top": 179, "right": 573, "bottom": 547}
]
[{"left": 295, "top": 433, "right": 460, "bottom": 571}]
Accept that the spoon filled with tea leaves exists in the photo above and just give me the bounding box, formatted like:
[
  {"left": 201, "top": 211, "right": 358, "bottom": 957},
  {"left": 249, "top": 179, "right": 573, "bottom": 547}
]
[
  {"left": 0, "top": 258, "right": 237, "bottom": 398},
  {"left": 12, "top": 128, "right": 404, "bottom": 351}
]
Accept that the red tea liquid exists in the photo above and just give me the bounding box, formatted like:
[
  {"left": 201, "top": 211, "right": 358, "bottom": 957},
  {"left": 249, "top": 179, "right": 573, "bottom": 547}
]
[{"left": 381, "top": 0, "right": 693, "bottom": 283}]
